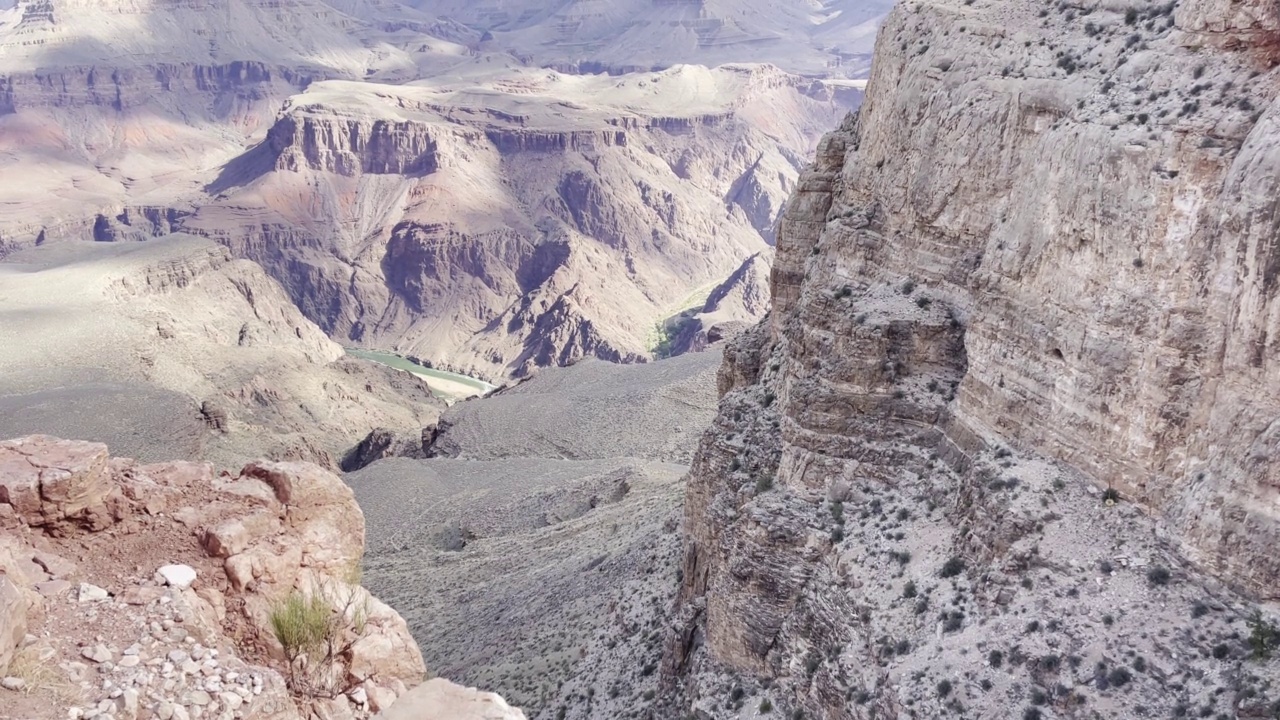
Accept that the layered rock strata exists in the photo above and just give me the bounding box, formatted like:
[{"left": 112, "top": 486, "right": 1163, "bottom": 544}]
[{"left": 663, "top": 0, "right": 1280, "bottom": 716}]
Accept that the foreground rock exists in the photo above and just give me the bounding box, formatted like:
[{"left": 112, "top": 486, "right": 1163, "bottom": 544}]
[{"left": 0, "top": 435, "right": 522, "bottom": 719}]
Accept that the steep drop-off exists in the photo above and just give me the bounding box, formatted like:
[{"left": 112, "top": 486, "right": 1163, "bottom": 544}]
[{"left": 664, "top": 0, "right": 1280, "bottom": 717}]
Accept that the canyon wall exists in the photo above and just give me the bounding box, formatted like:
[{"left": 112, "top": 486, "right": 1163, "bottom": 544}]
[
  {"left": 186, "top": 66, "right": 851, "bottom": 379},
  {"left": 665, "top": 0, "right": 1280, "bottom": 716}
]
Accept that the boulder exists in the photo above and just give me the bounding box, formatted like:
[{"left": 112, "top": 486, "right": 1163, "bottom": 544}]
[
  {"left": 0, "top": 436, "right": 117, "bottom": 530},
  {"left": 156, "top": 564, "right": 197, "bottom": 589}
]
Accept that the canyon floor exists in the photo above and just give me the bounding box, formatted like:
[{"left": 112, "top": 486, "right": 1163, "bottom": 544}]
[{"left": 347, "top": 349, "right": 722, "bottom": 719}]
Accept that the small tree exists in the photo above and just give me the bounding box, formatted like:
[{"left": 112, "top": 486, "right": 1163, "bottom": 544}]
[{"left": 1248, "top": 611, "right": 1278, "bottom": 659}]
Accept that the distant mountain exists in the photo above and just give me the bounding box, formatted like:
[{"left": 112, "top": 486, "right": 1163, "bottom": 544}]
[{"left": 403, "top": 0, "right": 889, "bottom": 76}]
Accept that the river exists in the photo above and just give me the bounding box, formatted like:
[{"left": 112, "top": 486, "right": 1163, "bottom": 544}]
[{"left": 344, "top": 348, "right": 496, "bottom": 401}]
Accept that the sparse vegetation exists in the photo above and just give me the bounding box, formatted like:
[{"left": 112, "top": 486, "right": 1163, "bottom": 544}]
[
  {"left": 268, "top": 565, "right": 371, "bottom": 697},
  {"left": 1147, "top": 565, "right": 1172, "bottom": 586},
  {"left": 1248, "top": 611, "right": 1277, "bottom": 659},
  {"left": 940, "top": 557, "right": 965, "bottom": 578}
]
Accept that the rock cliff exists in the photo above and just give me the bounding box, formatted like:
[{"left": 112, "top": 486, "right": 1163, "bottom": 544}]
[
  {"left": 0, "top": 435, "right": 524, "bottom": 720},
  {"left": 663, "top": 0, "right": 1280, "bottom": 717}
]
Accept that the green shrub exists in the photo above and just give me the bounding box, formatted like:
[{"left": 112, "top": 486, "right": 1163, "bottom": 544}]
[
  {"left": 1248, "top": 611, "right": 1277, "bottom": 659},
  {"left": 269, "top": 591, "right": 331, "bottom": 662}
]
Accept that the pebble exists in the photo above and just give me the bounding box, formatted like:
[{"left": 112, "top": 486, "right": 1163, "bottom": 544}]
[
  {"left": 167, "top": 650, "right": 188, "bottom": 664},
  {"left": 181, "top": 660, "right": 200, "bottom": 675},
  {"left": 154, "top": 701, "right": 175, "bottom": 720},
  {"left": 82, "top": 645, "right": 113, "bottom": 664},
  {"left": 117, "top": 655, "right": 141, "bottom": 668}
]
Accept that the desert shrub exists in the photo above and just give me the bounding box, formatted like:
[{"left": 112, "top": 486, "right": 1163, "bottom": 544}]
[
  {"left": 989, "top": 649, "right": 1004, "bottom": 668},
  {"left": 269, "top": 565, "right": 371, "bottom": 697},
  {"left": 1147, "top": 565, "right": 1172, "bottom": 586},
  {"left": 1248, "top": 611, "right": 1278, "bottom": 659},
  {"left": 938, "top": 679, "right": 953, "bottom": 697},
  {"left": 1108, "top": 667, "right": 1133, "bottom": 687},
  {"left": 940, "top": 557, "right": 965, "bottom": 578},
  {"left": 759, "top": 698, "right": 773, "bottom": 713},
  {"left": 756, "top": 475, "right": 774, "bottom": 493},
  {"left": 270, "top": 591, "right": 332, "bottom": 663},
  {"left": 903, "top": 581, "right": 918, "bottom": 599}
]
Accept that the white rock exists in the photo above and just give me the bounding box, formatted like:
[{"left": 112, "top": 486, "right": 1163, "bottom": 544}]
[
  {"left": 218, "top": 692, "right": 242, "bottom": 711},
  {"left": 82, "top": 645, "right": 113, "bottom": 664},
  {"left": 78, "top": 583, "right": 110, "bottom": 603},
  {"left": 167, "top": 650, "right": 188, "bottom": 664},
  {"left": 171, "top": 706, "right": 189, "bottom": 720},
  {"left": 155, "top": 565, "right": 197, "bottom": 589},
  {"left": 2, "top": 676, "right": 26, "bottom": 691},
  {"left": 117, "top": 655, "right": 141, "bottom": 668},
  {"left": 153, "top": 701, "right": 175, "bottom": 720}
]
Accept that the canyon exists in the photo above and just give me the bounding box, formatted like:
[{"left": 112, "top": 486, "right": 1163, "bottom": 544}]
[
  {"left": 0, "top": 0, "right": 877, "bottom": 379},
  {"left": 4, "top": 0, "right": 1280, "bottom": 718}
]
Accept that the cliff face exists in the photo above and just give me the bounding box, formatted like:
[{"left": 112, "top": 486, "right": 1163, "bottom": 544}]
[{"left": 666, "top": 0, "right": 1280, "bottom": 716}]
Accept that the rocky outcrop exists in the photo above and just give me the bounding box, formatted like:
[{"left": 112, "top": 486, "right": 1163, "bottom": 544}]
[
  {"left": 663, "top": 0, "right": 1280, "bottom": 717},
  {"left": 269, "top": 113, "right": 440, "bottom": 177},
  {"left": 373, "top": 678, "right": 527, "bottom": 720},
  {"left": 0, "top": 435, "right": 524, "bottom": 719},
  {"left": 667, "top": 250, "right": 773, "bottom": 356}
]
